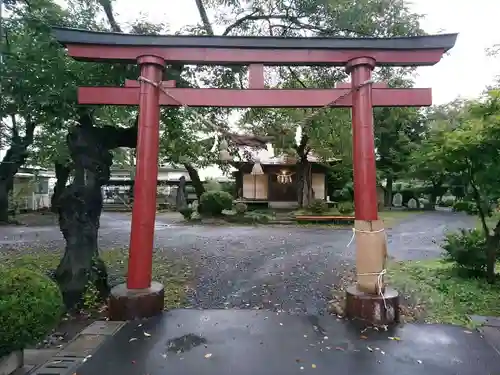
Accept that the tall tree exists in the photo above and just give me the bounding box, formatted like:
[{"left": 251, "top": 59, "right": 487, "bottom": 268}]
[{"left": 422, "top": 91, "right": 500, "bottom": 282}]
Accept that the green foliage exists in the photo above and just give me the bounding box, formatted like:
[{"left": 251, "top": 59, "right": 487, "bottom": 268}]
[
  {"left": 240, "top": 211, "right": 271, "bottom": 224},
  {"left": 203, "top": 179, "right": 222, "bottom": 191},
  {"left": 200, "top": 190, "right": 233, "bottom": 216},
  {"left": 82, "top": 280, "right": 101, "bottom": 312},
  {"left": 308, "top": 199, "right": 329, "bottom": 214},
  {"left": 452, "top": 201, "right": 478, "bottom": 215},
  {"left": 338, "top": 201, "right": 354, "bottom": 214},
  {"left": 0, "top": 268, "right": 63, "bottom": 356},
  {"left": 438, "top": 197, "right": 455, "bottom": 207},
  {"left": 441, "top": 229, "right": 490, "bottom": 275},
  {"left": 234, "top": 202, "right": 248, "bottom": 215},
  {"left": 179, "top": 206, "right": 194, "bottom": 220},
  {"left": 389, "top": 259, "right": 500, "bottom": 326}
]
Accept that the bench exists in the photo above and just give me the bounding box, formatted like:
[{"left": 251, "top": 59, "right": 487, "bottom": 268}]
[{"left": 295, "top": 215, "right": 355, "bottom": 225}]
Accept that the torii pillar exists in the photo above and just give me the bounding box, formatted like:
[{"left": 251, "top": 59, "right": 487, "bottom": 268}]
[
  {"left": 107, "top": 56, "right": 167, "bottom": 321},
  {"left": 343, "top": 57, "right": 399, "bottom": 325}
]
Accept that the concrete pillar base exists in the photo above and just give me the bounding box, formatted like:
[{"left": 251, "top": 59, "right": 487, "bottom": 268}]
[
  {"left": 345, "top": 285, "right": 399, "bottom": 325},
  {"left": 108, "top": 281, "right": 164, "bottom": 321}
]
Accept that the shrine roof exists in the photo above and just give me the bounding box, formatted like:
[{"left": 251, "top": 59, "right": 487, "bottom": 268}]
[{"left": 52, "top": 27, "right": 457, "bottom": 52}]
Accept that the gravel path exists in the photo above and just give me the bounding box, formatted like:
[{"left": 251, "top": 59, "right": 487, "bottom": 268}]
[{"left": 0, "top": 211, "right": 475, "bottom": 315}]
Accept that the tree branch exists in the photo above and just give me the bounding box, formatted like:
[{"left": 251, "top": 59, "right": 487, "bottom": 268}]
[
  {"left": 194, "top": 0, "right": 214, "bottom": 35},
  {"left": 97, "top": 0, "right": 122, "bottom": 32},
  {"left": 222, "top": 13, "right": 369, "bottom": 37}
]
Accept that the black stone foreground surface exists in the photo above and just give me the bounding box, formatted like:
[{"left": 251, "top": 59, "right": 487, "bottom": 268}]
[{"left": 75, "top": 309, "right": 500, "bottom": 375}]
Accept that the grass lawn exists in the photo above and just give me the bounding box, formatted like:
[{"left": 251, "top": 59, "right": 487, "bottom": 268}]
[
  {"left": 0, "top": 248, "right": 193, "bottom": 309},
  {"left": 388, "top": 259, "right": 500, "bottom": 327},
  {"left": 476, "top": 211, "right": 500, "bottom": 230}
]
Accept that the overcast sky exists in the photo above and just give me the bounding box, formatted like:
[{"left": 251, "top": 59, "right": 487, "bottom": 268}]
[{"left": 112, "top": 0, "right": 500, "bottom": 105}]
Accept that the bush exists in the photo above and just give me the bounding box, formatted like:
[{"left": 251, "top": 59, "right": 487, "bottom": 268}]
[
  {"left": 441, "top": 228, "right": 489, "bottom": 274},
  {"left": 338, "top": 201, "right": 354, "bottom": 214},
  {"left": 438, "top": 197, "right": 455, "bottom": 207},
  {"left": 0, "top": 268, "right": 63, "bottom": 357},
  {"left": 179, "top": 206, "right": 193, "bottom": 220},
  {"left": 308, "top": 199, "right": 328, "bottom": 214},
  {"left": 199, "top": 190, "right": 233, "bottom": 216},
  {"left": 452, "top": 200, "right": 478, "bottom": 215},
  {"left": 234, "top": 202, "right": 248, "bottom": 215},
  {"left": 203, "top": 179, "right": 222, "bottom": 192}
]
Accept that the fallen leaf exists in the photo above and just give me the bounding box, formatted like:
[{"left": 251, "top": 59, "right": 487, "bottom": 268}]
[
  {"left": 388, "top": 336, "right": 401, "bottom": 341},
  {"left": 360, "top": 335, "right": 368, "bottom": 339},
  {"left": 204, "top": 353, "right": 212, "bottom": 359},
  {"left": 311, "top": 364, "right": 317, "bottom": 369}
]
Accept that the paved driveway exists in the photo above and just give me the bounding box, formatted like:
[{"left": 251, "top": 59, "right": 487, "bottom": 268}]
[{"left": 0, "top": 211, "right": 475, "bottom": 314}]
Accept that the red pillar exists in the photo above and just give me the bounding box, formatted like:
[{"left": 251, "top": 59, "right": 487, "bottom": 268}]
[
  {"left": 127, "top": 55, "right": 165, "bottom": 289},
  {"left": 347, "top": 57, "right": 378, "bottom": 221}
]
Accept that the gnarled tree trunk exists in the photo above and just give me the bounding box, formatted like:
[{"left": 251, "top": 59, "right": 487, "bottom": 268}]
[{"left": 54, "top": 113, "right": 137, "bottom": 309}]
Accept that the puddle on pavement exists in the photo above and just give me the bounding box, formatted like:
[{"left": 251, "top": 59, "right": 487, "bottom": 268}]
[{"left": 166, "top": 334, "right": 207, "bottom": 353}]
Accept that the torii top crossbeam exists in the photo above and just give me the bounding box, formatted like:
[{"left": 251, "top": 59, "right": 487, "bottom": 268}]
[
  {"left": 52, "top": 28, "right": 457, "bottom": 108},
  {"left": 53, "top": 27, "right": 456, "bottom": 66}
]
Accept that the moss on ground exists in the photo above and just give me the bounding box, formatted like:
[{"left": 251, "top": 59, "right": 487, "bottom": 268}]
[
  {"left": 0, "top": 249, "right": 193, "bottom": 310},
  {"left": 388, "top": 259, "right": 500, "bottom": 327}
]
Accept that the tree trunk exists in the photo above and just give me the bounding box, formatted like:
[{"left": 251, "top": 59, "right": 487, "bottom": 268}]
[
  {"left": 297, "top": 157, "right": 313, "bottom": 208},
  {"left": 51, "top": 162, "right": 71, "bottom": 213},
  {"left": 183, "top": 163, "right": 205, "bottom": 200},
  {"left": 384, "top": 175, "right": 393, "bottom": 207},
  {"left": 55, "top": 181, "right": 109, "bottom": 308},
  {"left": 0, "top": 182, "right": 9, "bottom": 223},
  {"left": 54, "top": 118, "right": 115, "bottom": 309},
  {"left": 0, "top": 119, "right": 36, "bottom": 222}
]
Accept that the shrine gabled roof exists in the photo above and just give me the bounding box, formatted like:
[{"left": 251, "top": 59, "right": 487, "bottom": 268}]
[{"left": 52, "top": 27, "right": 457, "bottom": 52}]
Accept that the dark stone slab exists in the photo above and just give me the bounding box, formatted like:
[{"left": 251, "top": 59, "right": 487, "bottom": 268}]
[
  {"left": 52, "top": 27, "right": 457, "bottom": 52},
  {"left": 75, "top": 309, "right": 500, "bottom": 375},
  {"left": 479, "top": 326, "right": 500, "bottom": 355}
]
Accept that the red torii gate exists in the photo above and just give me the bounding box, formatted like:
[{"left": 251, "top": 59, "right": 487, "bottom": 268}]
[{"left": 53, "top": 28, "right": 457, "bottom": 323}]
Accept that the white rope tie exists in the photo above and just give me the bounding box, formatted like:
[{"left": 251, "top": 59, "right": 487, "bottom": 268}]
[
  {"left": 358, "top": 269, "right": 388, "bottom": 309},
  {"left": 346, "top": 227, "right": 385, "bottom": 248}
]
